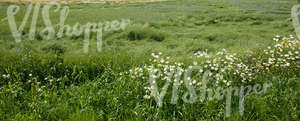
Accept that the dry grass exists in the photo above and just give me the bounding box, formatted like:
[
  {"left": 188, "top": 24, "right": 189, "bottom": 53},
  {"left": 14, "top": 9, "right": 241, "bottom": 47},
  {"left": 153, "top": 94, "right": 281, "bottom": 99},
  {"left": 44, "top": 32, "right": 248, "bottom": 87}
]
[{"left": 0, "top": 0, "right": 164, "bottom": 3}]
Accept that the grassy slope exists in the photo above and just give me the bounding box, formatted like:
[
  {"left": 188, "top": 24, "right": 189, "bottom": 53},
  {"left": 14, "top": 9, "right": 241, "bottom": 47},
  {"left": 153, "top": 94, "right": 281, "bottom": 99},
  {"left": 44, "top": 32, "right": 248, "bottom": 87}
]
[
  {"left": 0, "top": 0, "right": 299, "bottom": 120},
  {"left": 0, "top": 0, "right": 296, "bottom": 57}
]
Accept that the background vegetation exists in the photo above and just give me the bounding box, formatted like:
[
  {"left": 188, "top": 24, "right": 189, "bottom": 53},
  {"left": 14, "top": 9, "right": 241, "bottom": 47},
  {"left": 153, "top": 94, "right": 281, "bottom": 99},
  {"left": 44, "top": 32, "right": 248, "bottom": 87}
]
[{"left": 0, "top": 0, "right": 299, "bottom": 120}]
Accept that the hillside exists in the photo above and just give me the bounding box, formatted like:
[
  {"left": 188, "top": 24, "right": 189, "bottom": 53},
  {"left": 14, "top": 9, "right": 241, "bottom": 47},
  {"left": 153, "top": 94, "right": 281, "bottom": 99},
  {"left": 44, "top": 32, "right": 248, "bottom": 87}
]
[{"left": 0, "top": 0, "right": 299, "bottom": 120}]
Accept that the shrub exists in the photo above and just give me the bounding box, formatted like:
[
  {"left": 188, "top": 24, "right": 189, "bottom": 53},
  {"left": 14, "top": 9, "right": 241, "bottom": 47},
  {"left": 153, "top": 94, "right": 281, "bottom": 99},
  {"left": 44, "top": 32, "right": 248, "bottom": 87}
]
[
  {"left": 126, "top": 25, "right": 166, "bottom": 42},
  {"left": 124, "top": 35, "right": 300, "bottom": 100},
  {"left": 42, "top": 43, "right": 66, "bottom": 55}
]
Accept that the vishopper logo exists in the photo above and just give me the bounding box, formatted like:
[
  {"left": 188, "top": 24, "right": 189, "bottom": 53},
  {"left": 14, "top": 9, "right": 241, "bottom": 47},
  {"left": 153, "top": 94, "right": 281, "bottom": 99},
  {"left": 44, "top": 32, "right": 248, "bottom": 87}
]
[
  {"left": 147, "top": 66, "right": 272, "bottom": 117},
  {"left": 292, "top": 5, "right": 300, "bottom": 40},
  {"left": 6, "top": 3, "right": 130, "bottom": 53}
]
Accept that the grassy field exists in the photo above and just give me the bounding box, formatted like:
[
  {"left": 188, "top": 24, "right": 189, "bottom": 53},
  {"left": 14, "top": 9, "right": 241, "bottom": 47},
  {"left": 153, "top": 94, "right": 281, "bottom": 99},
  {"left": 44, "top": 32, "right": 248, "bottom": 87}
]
[
  {"left": 0, "top": 0, "right": 165, "bottom": 3},
  {"left": 0, "top": 0, "right": 299, "bottom": 120}
]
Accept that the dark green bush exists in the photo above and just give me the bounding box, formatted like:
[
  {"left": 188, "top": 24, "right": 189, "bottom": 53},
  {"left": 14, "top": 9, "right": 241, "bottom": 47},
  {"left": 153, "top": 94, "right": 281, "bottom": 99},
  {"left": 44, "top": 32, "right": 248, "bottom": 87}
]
[
  {"left": 127, "top": 30, "right": 146, "bottom": 41},
  {"left": 42, "top": 43, "right": 66, "bottom": 55},
  {"left": 126, "top": 26, "right": 166, "bottom": 42}
]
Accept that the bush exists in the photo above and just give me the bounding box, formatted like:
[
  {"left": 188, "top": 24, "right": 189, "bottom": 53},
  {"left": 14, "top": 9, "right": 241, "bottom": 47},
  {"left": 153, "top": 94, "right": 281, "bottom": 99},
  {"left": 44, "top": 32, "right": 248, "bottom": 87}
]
[
  {"left": 126, "top": 25, "right": 166, "bottom": 42},
  {"left": 42, "top": 43, "right": 66, "bottom": 55},
  {"left": 125, "top": 35, "right": 300, "bottom": 98}
]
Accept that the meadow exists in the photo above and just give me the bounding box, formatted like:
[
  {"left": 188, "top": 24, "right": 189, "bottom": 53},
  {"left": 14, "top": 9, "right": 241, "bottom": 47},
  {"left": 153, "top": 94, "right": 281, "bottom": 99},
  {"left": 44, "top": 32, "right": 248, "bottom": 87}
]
[{"left": 0, "top": 0, "right": 299, "bottom": 120}]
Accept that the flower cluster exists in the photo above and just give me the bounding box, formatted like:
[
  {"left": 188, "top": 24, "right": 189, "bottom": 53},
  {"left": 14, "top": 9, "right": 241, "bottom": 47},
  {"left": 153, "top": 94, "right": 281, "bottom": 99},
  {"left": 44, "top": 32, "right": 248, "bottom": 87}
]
[
  {"left": 2, "top": 74, "right": 10, "bottom": 79},
  {"left": 126, "top": 52, "right": 190, "bottom": 99},
  {"left": 126, "top": 50, "right": 258, "bottom": 99},
  {"left": 123, "top": 35, "right": 299, "bottom": 100},
  {"left": 194, "top": 49, "right": 257, "bottom": 84},
  {"left": 261, "top": 35, "right": 300, "bottom": 70},
  {"left": 125, "top": 51, "right": 249, "bottom": 99}
]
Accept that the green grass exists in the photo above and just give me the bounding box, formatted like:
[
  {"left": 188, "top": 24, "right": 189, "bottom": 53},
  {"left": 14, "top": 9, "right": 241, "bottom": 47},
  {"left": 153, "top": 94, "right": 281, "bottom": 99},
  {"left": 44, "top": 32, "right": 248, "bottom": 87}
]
[
  {"left": 0, "top": 0, "right": 297, "bottom": 56},
  {"left": 0, "top": 0, "right": 299, "bottom": 120}
]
